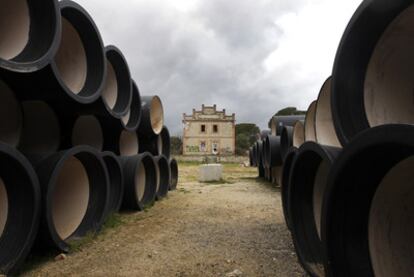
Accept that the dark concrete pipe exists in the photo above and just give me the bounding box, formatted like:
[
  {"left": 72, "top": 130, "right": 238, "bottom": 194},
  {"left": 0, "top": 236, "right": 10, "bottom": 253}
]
[
  {"left": 331, "top": 1, "right": 414, "bottom": 145},
  {"left": 119, "top": 153, "right": 157, "bottom": 210},
  {"left": 140, "top": 126, "right": 171, "bottom": 158},
  {"left": 255, "top": 140, "right": 264, "bottom": 170},
  {"left": 153, "top": 155, "right": 171, "bottom": 200},
  {"left": 138, "top": 96, "right": 164, "bottom": 138},
  {"left": 260, "top": 130, "right": 271, "bottom": 140},
  {"left": 288, "top": 142, "right": 341, "bottom": 277},
  {"left": 1, "top": 0, "right": 106, "bottom": 106},
  {"left": 31, "top": 146, "right": 109, "bottom": 252},
  {"left": 315, "top": 77, "right": 341, "bottom": 148},
  {"left": 121, "top": 81, "right": 142, "bottom": 132},
  {"left": 18, "top": 101, "right": 60, "bottom": 154},
  {"left": 251, "top": 144, "right": 258, "bottom": 167},
  {"left": 78, "top": 46, "right": 132, "bottom": 119},
  {"left": 293, "top": 120, "right": 305, "bottom": 148},
  {"left": 169, "top": 158, "right": 178, "bottom": 190},
  {"left": 249, "top": 147, "right": 254, "bottom": 167},
  {"left": 280, "top": 126, "right": 294, "bottom": 161},
  {"left": 281, "top": 147, "right": 298, "bottom": 230},
  {"left": 101, "top": 151, "right": 124, "bottom": 216},
  {"left": 0, "top": 79, "right": 23, "bottom": 147},
  {"left": 264, "top": 135, "right": 283, "bottom": 167},
  {"left": 0, "top": 143, "right": 40, "bottom": 275},
  {"left": 322, "top": 124, "right": 414, "bottom": 277},
  {"left": 270, "top": 115, "right": 306, "bottom": 136},
  {"left": 0, "top": 0, "right": 61, "bottom": 72},
  {"left": 304, "top": 101, "right": 317, "bottom": 142}
]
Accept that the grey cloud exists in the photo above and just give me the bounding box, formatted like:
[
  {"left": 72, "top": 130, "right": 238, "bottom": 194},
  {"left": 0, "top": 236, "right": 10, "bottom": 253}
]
[{"left": 76, "top": 0, "right": 315, "bottom": 135}]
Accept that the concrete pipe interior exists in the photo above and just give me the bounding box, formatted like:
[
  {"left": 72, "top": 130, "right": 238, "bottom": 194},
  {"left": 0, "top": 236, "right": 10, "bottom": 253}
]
[
  {"left": 0, "top": 0, "right": 30, "bottom": 60},
  {"left": 369, "top": 156, "right": 414, "bottom": 277},
  {"left": 170, "top": 159, "right": 178, "bottom": 189},
  {"left": 52, "top": 156, "right": 90, "bottom": 240},
  {"left": 293, "top": 121, "right": 305, "bottom": 148},
  {"left": 157, "top": 136, "right": 163, "bottom": 155},
  {"left": 150, "top": 97, "right": 164, "bottom": 135},
  {"left": 119, "top": 130, "right": 139, "bottom": 156},
  {"left": 121, "top": 110, "right": 131, "bottom": 126},
  {"left": 312, "top": 160, "right": 330, "bottom": 239},
  {"left": 315, "top": 78, "right": 341, "bottom": 147},
  {"left": 0, "top": 80, "right": 22, "bottom": 147},
  {"left": 0, "top": 177, "right": 8, "bottom": 238},
  {"left": 72, "top": 116, "right": 103, "bottom": 150},
  {"left": 135, "top": 161, "right": 146, "bottom": 202},
  {"left": 102, "top": 60, "right": 118, "bottom": 110},
  {"left": 364, "top": 5, "right": 414, "bottom": 128},
  {"left": 19, "top": 101, "right": 60, "bottom": 153},
  {"left": 55, "top": 18, "right": 87, "bottom": 95},
  {"left": 155, "top": 161, "right": 160, "bottom": 194},
  {"left": 305, "top": 102, "right": 317, "bottom": 142}
]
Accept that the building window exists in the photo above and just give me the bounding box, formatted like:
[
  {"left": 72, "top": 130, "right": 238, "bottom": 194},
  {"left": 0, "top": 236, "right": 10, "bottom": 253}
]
[
  {"left": 213, "top": 125, "right": 218, "bottom": 133},
  {"left": 200, "top": 141, "right": 206, "bottom": 152},
  {"left": 201, "top": 124, "right": 206, "bottom": 133}
]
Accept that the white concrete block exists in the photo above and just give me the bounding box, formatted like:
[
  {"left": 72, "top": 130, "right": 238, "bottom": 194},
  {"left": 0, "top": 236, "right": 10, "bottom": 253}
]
[{"left": 199, "top": 164, "right": 223, "bottom": 182}]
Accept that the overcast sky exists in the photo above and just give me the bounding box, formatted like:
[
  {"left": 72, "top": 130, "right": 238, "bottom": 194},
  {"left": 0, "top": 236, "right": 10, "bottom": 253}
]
[{"left": 76, "top": 0, "right": 362, "bottom": 135}]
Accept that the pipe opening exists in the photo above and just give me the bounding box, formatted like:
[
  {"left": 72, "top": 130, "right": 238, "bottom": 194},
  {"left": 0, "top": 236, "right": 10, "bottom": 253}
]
[
  {"left": 365, "top": 6, "right": 414, "bottom": 127},
  {"left": 0, "top": 177, "right": 8, "bottom": 238},
  {"left": 0, "top": 80, "right": 22, "bottom": 147},
  {"left": 155, "top": 160, "right": 160, "bottom": 194},
  {"left": 150, "top": 97, "right": 164, "bottom": 135},
  {"left": 0, "top": 0, "right": 30, "bottom": 60},
  {"left": 313, "top": 160, "right": 330, "bottom": 239},
  {"left": 315, "top": 78, "right": 341, "bottom": 147},
  {"left": 157, "top": 136, "right": 163, "bottom": 156},
  {"left": 102, "top": 60, "right": 118, "bottom": 110},
  {"left": 293, "top": 121, "right": 305, "bottom": 148},
  {"left": 369, "top": 155, "right": 414, "bottom": 277},
  {"left": 72, "top": 116, "right": 103, "bottom": 150},
  {"left": 102, "top": 152, "right": 123, "bottom": 214},
  {"left": 55, "top": 18, "right": 87, "bottom": 95},
  {"left": 305, "top": 102, "right": 317, "bottom": 142},
  {"left": 135, "top": 161, "right": 146, "bottom": 202},
  {"left": 19, "top": 101, "right": 60, "bottom": 153},
  {"left": 119, "top": 130, "right": 138, "bottom": 156},
  {"left": 121, "top": 110, "right": 131, "bottom": 126},
  {"left": 52, "top": 156, "right": 89, "bottom": 240},
  {"left": 170, "top": 159, "right": 178, "bottom": 190}
]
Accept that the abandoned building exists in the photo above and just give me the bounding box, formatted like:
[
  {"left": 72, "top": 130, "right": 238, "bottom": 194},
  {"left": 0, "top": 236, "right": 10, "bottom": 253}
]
[{"left": 182, "top": 105, "right": 236, "bottom": 156}]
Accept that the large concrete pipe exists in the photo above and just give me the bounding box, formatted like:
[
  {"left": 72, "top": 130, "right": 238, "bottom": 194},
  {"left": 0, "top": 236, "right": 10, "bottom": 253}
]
[
  {"left": 158, "top": 126, "right": 171, "bottom": 159},
  {"left": 1, "top": 0, "right": 105, "bottom": 106},
  {"left": 31, "top": 146, "right": 109, "bottom": 252},
  {"left": 79, "top": 46, "right": 133, "bottom": 119},
  {"left": 281, "top": 147, "right": 298, "bottom": 230},
  {"left": 322, "top": 124, "right": 414, "bottom": 277},
  {"left": 121, "top": 81, "right": 142, "bottom": 132},
  {"left": 0, "top": 143, "right": 40, "bottom": 275},
  {"left": 270, "top": 115, "right": 306, "bottom": 136},
  {"left": 0, "top": 0, "right": 60, "bottom": 72},
  {"left": 18, "top": 101, "right": 60, "bottom": 154},
  {"left": 252, "top": 144, "right": 258, "bottom": 167},
  {"left": 0, "top": 79, "right": 23, "bottom": 147},
  {"left": 280, "top": 126, "right": 294, "bottom": 161},
  {"left": 120, "top": 153, "right": 157, "bottom": 210},
  {"left": 331, "top": 1, "right": 414, "bottom": 145},
  {"left": 264, "top": 135, "right": 283, "bottom": 167},
  {"left": 169, "top": 158, "right": 178, "bottom": 190},
  {"left": 138, "top": 96, "right": 164, "bottom": 138},
  {"left": 260, "top": 130, "right": 271, "bottom": 140},
  {"left": 293, "top": 120, "right": 305, "bottom": 148},
  {"left": 304, "top": 101, "right": 317, "bottom": 142},
  {"left": 315, "top": 77, "right": 341, "bottom": 148},
  {"left": 288, "top": 142, "right": 341, "bottom": 277},
  {"left": 101, "top": 151, "right": 124, "bottom": 216},
  {"left": 153, "top": 155, "right": 171, "bottom": 200},
  {"left": 255, "top": 140, "right": 264, "bottom": 169}
]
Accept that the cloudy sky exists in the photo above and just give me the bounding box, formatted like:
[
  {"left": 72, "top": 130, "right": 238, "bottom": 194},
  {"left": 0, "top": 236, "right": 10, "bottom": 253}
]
[{"left": 76, "top": 0, "right": 362, "bottom": 135}]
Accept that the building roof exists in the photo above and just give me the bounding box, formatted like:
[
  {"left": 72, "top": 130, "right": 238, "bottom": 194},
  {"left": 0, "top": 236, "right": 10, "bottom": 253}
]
[{"left": 183, "top": 104, "right": 235, "bottom": 122}]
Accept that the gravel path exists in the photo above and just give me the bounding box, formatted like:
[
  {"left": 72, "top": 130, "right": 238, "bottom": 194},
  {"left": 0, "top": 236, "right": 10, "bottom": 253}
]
[{"left": 22, "top": 163, "right": 304, "bottom": 276}]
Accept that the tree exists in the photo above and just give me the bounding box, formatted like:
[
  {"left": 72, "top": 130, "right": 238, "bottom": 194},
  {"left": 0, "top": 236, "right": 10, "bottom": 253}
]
[
  {"left": 275, "top": 107, "right": 306, "bottom": 116},
  {"left": 235, "top": 123, "right": 260, "bottom": 155},
  {"left": 170, "top": 136, "right": 183, "bottom": 155}
]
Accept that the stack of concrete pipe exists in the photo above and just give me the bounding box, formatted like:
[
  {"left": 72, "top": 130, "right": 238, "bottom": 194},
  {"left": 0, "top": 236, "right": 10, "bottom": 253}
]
[
  {"left": 0, "top": 0, "right": 178, "bottom": 275},
  {"left": 250, "top": 1, "right": 414, "bottom": 276}
]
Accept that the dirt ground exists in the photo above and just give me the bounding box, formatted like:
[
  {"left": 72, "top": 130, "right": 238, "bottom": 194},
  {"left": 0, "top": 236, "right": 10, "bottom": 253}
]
[{"left": 22, "top": 162, "right": 304, "bottom": 277}]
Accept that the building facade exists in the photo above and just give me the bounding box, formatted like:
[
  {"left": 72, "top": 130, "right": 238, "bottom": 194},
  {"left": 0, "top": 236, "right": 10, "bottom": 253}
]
[{"left": 182, "top": 105, "right": 235, "bottom": 156}]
